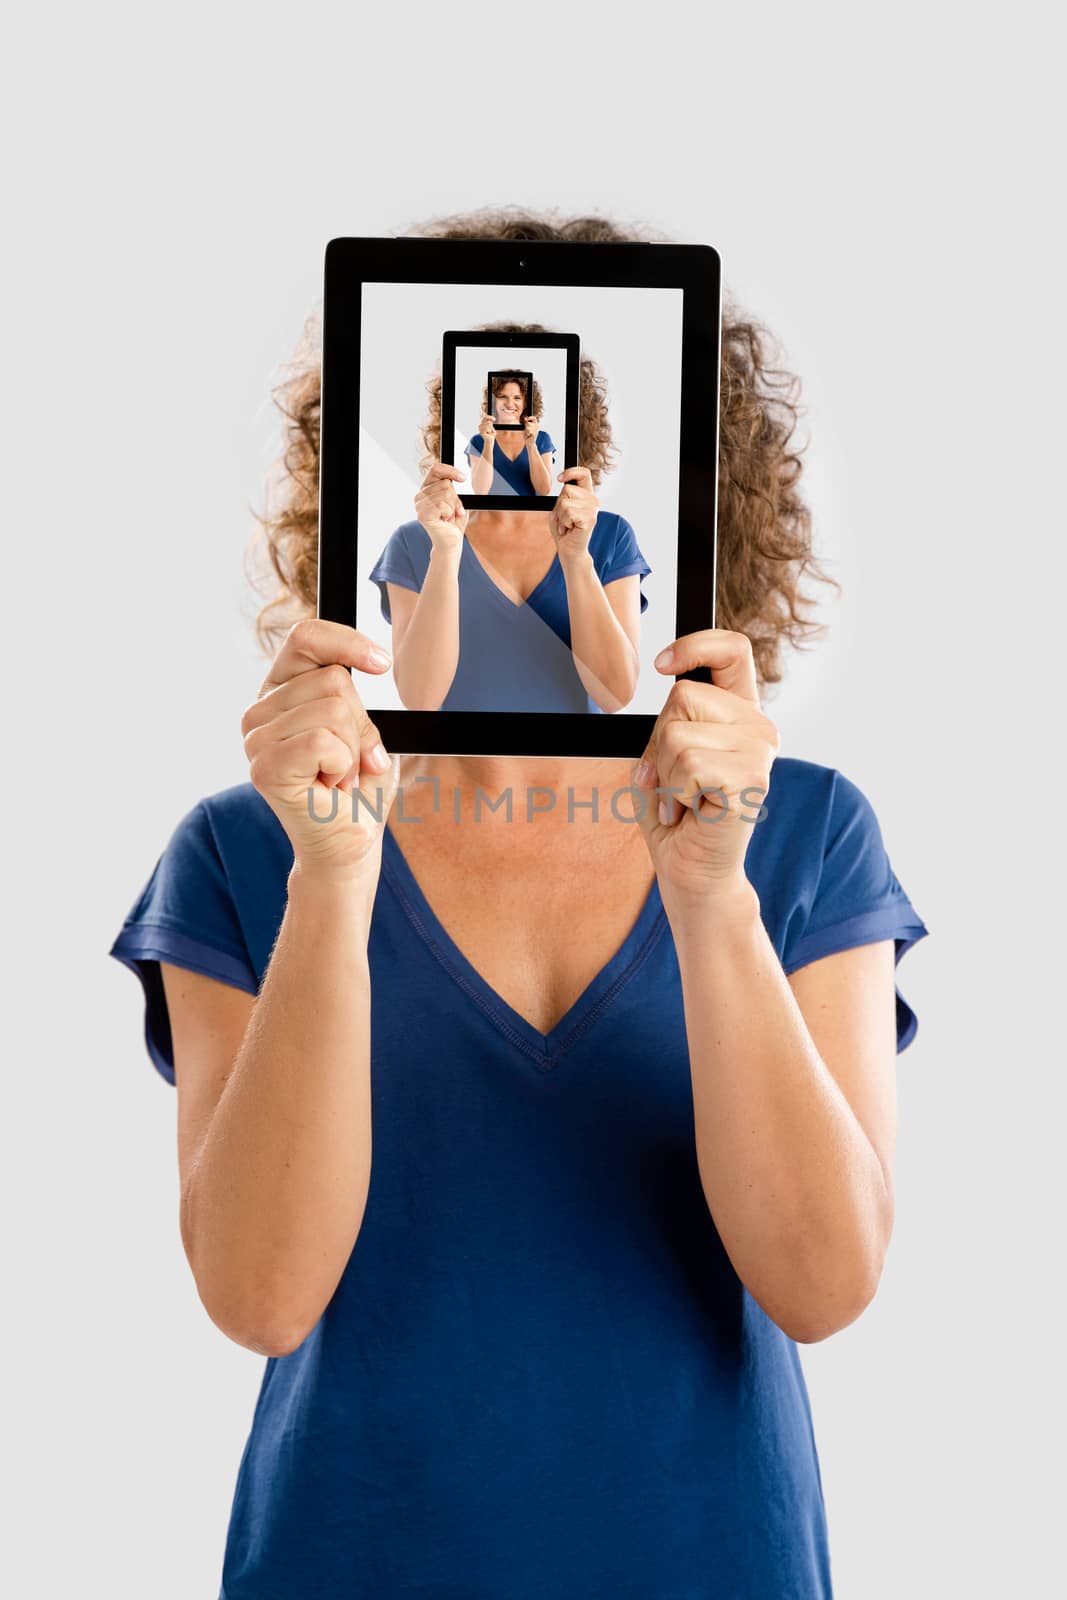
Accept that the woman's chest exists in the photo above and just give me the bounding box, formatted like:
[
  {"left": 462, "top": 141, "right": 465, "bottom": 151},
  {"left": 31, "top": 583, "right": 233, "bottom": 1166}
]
[
  {"left": 465, "top": 533, "right": 558, "bottom": 605},
  {"left": 385, "top": 825, "right": 657, "bottom": 1036}
]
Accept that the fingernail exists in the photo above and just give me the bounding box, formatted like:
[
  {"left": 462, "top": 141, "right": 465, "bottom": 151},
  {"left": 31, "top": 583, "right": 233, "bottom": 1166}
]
[
  {"left": 633, "top": 760, "right": 654, "bottom": 788},
  {"left": 367, "top": 742, "right": 389, "bottom": 771},
  {"left": 658, "top": 799, "right": 670, "bottom": 825},
  {"left": 368, "top": 647, "right": 392, "bottom": 667},
  {"left": 654, "top": 647, "right": 675, "bottom": 670}
]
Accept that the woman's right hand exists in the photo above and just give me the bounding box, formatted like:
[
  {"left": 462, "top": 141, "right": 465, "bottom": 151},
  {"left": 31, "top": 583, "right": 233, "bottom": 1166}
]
[
  {"left": 415, "top": 461, "right": 469, "bottom": 554},
  {"left": 478, "top": 413, "right": 496, "bottom": 445},
  {"left": 241, "top": 619, "right": 399, "bottom": 878}
]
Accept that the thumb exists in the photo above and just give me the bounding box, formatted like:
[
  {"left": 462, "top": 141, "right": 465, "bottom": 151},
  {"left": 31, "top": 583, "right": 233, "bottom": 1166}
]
[
  {"left": 628, "top": 756, "right": 663, "bottom": 838},
  {"left": 344, "top": 750, "right": 401, "bottom": 824}
]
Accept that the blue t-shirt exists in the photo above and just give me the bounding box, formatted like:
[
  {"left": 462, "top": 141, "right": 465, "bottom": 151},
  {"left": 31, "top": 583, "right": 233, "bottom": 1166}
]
[
  {"left": 108, "top": 758, "right": 928, "bottom": 1600},
  {"left": 368, "top": 511, "right": 652, "bottom": 713},
  {"left": 465, "top": 429, "right": 556, "bottom": 495}
]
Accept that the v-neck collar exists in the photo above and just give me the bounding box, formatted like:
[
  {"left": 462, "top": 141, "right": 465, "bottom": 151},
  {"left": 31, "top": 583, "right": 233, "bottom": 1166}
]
[
  {"left": 462, "top": 536, "right": 560, "bottom": 613},
  {"left": 490, "top": 437, "right": 533, "bottom": 494},
  {"left": 380, "top": 823, "right": 667, "bottom": 1070},
  {"left": 494, "top": 436, "right": 528, "bottom": 466}
]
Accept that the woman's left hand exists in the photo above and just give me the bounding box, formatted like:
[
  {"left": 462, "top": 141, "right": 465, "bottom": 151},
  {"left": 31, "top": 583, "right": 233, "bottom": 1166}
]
[
  {"left": 523, "top": 414, "right": 540, "bottom": 442},
  {"left": 549, "top": 466, "right": 599, "bottom": 560},
  {"left": 630, "top": 630, "right": 781, "bottom": 902}
]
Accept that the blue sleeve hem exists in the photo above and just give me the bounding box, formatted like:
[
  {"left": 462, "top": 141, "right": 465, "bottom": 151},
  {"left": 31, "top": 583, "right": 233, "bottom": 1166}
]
[
  {"left": 783, "top": 906, "right": 928, "bottom": 973},
  {"left": 369, "top": 569, "right": 420, "bottom": 593},
  {"left": 369, "top": 571, "right": 421, "bottom": 626},
  {"left": 109, "top": 924, "right": 260, "bottom": 1087},
  {"left": 110, "top": 920, "right": 256, "bottom": 982},
  {"left": 782, "top": 907, "right": 929, "bottom": 1054},
  {"left": 600, "top": 561, "right": 651, "bottom": 615},
  {"left": 601, "top": 559, "right": 652, "bottom": 586}
]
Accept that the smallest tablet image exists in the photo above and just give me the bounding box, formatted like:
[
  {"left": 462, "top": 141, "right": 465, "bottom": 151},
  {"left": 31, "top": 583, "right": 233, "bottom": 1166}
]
[
  {"left": 487, "top": 370, "right": 533, "bottom": 429},
  {"left": 442, "top": 330, "right": 580, "bottom": 512}
]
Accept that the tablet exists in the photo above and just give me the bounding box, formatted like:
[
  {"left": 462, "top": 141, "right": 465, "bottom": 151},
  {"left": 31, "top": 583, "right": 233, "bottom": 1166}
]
[
  {"left": 440, "top": 335, "right": 579, "bottom": 507},
  {"left": 319, "top": 235, "right": 721, "bottom": 757}
]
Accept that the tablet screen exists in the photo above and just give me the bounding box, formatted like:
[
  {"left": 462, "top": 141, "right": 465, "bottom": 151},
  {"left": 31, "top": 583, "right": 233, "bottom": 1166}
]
[{"left": 355, "top": 279, "right": 689, "bottom": 719}]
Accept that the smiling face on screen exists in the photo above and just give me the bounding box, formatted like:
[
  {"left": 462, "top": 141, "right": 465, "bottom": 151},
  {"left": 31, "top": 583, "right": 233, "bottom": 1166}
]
[{"left": 493, "top": 381, "right": 525, "bottom": 425}]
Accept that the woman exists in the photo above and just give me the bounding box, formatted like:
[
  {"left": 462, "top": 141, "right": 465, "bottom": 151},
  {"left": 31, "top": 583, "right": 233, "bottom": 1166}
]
[
  {"left": 468, "top": 371, "right": 555, "bottom": 495},
  {"left": 369, "top": 328, "right": 652, "bottom": 713},
  {"left": 108, "top": 208, "right": 929, "bottom": 1600}
]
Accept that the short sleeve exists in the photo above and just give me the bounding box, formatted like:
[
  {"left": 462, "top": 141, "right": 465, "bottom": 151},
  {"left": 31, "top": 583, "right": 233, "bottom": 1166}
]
[
  {"left": 781, "top": 772, "right": 929, "bottom": 1052},
  {"left": 599, "top": 514, "right": 652, "bottom": 615},
  {"left": 536, "top": 431, "right": 557, "bottom": 458},
  {"left": 108, "top": 801, "right": 259, "bottom": 1086},
  {"left": 368, "top": 524, "right": 423, "bottom": 625},
  {"left": 465, "top": 435, "right": 484, "bottom": 459}
]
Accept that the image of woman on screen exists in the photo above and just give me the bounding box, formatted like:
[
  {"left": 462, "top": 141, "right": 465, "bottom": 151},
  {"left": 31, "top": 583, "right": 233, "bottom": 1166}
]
[
  {"left": 467, "top": 372, "right": 556, "bottom": 496},
  {"left": 368, "top": 328, "right": 652, "bottom": 714}
]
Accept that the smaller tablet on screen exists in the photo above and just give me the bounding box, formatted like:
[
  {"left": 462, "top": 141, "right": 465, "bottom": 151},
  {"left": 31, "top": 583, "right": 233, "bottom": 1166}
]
[
  {"left": 442, "top": 335, "right": 578, "bottom": 509},
  {"left": 318, "top": 235, "right": 721, "bottom": 757}
]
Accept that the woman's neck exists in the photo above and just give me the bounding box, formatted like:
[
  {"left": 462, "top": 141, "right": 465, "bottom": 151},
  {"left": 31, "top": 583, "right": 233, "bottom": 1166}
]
[
  {"left": 395, "top": 753, "right": 635, "bottom": 817},
  {"left": 467, "top": 508, "right": 550, "bottom": 544},
  {"left": 494, "top": 431, "right": 526, "bottom": 461}
]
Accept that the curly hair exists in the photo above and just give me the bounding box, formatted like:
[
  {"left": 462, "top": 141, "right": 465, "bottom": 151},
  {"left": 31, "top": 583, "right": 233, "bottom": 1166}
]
[
  {"left": 247, "top": 206, "right": 838, "bottom": 691},
  {"left": 419, "top": 321, "right": 615, "bottom": 485}
]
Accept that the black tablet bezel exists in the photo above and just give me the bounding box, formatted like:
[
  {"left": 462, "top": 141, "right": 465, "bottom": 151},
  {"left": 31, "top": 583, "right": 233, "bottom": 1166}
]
[
  {"left": 440, "top": 331, "right": 578, "bottom": 509},
  {"left": 319, "top": 236, "right": 721, "bottom": 757}
]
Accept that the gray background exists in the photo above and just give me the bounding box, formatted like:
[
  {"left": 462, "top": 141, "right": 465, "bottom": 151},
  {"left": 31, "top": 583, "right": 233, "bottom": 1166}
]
[
  {"left": 5, "top": 2, "right": 1062, "bottom": 1595},
  {"left": 357, "top": 280, "right": 682, "bottom": 710}
]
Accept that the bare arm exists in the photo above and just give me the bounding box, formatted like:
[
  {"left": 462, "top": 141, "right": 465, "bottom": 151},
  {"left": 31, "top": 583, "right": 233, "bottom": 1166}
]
[
  {"left": 525, "top": 447, "right": 553, "bottom": 495},
  {"left": 634, "top": 627, "right": 901, "bottom": 1345},
  {"left": 670, "top": 888, "right": 899, "bottom": 1345},
  {"left": 470, "top": 427, "right": 495, "bottom": 494},
  {"left": 162, "top": 616, "right": 399, "bottom": 1356},
  {"left": 470, "top": 454, "right": 494, "bottom": 494},
  {"left": 388, "top": 547, "right": 462, "bottom": 709},
  {"left": 388, "top": 464, "right": 470, "bottom": 709},
  {"left": 562, "top": 560, "right": 642, "bottom": 711},
  {"left": 167, "top": 860, "right": 379, "bottom": 1359}
]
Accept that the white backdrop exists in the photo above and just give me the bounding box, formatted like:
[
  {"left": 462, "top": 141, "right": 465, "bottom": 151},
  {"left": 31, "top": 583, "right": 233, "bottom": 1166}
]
[
  {"left": 356, "top": 280, "right": 683, "bottom": 713},
  {"left": 5, "top": 2, "right": 1063, "bottom": 1596}
]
